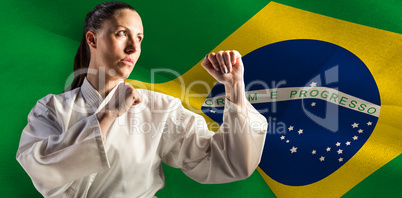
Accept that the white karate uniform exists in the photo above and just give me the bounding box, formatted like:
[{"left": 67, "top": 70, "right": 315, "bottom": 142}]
[{"left": 16, "top": 78, "right": 267, "bottom": 197}]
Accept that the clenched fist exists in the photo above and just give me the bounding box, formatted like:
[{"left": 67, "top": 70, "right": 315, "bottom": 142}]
[
  {"left": 201, "top": 50, "right": 244, "bottom": 85},
  {"left": 96, "top": 82, "right": 141, "bottom": 141},
  {"left": 201, "top": 50, "right": 248, "bottom": 114},
  {"left": 103, "top": 82, "right": 142, "bottom": 117}
]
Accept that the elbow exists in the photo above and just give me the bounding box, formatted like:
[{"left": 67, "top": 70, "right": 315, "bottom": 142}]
[
  {"left": 240, "top": 161, "right": 259, "bottom": 180},
  {"left": 247, "top": 161, "right": 259, "bottom": 178},
  {"left": 227, "top": 157, "right": 260, "bottom": 182},
  {"left": 240, "top": 132, "right": 266, "bottom": 179},
  {"left": 238, "top": 149, "right": 263, "bottom": 180},
  {"left": 16, "top": 152, "right": 71, "bottom": 197}
]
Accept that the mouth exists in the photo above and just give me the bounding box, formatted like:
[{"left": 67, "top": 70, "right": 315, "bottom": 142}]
[{"left": 121, "top": 58, "right": 134, "bottom": 66}]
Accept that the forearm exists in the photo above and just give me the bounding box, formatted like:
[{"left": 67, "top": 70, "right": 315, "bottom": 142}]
[
  {"left": 96, "top": 110, "right": 117, "bottom": 141},
  {"left": 172, "top": 98, "right": 267, "bottom": 184},
  {"left": 224, "top": 81, "right": 248, "bottom": 117},
  {"left": 17, "top": 113, "right": 110, "bottom": 196}
]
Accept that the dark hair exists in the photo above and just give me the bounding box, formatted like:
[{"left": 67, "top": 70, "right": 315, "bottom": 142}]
[{"left": 65, "top": 1, "right": 136, "bottom": 92}]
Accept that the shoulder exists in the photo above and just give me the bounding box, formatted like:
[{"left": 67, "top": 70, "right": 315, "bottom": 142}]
[
  {"left": 136, "top": 89, "right": 182, "bottom": 111},
  {"left": 138, "top": 89, "right": 177, "bottom": 101},
  {"left": 34, "top": 87, "right": 81, "bottom": 115}
]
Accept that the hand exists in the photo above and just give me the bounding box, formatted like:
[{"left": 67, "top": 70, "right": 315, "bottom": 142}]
[
  {"left": 103, "top": 82, "right": 142, "bottom": 117},
  {"left": 96, "top": 82, "right": 141, "bottom": 141},
  {"left": 201, "top": 50, "right": 247, "bottom": 114},
  {"left": 201, "top": 50, "right": 244, "bottom": 85}
]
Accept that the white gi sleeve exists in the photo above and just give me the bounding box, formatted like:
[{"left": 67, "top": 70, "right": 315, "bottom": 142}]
[
  {"left": 16, "top": 97, "right": 110, "bottom": 197},
  {"left": 161, "top": 98, "right": 267, "bottom": 184}
]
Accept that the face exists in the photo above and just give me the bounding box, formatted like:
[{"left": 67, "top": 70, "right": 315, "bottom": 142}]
[{"left": 89, "top": 9, "right": 144, "bottom": 80}]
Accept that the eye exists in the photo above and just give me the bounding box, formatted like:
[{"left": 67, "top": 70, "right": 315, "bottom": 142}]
[
  {"left": 136, "top": 36, "right": 143, "bottom": 42},
  {"left": 116, "top": 30, "right": 127, "bottom": 37}
]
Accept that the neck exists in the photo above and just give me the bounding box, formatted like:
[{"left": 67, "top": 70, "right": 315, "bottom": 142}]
[{"left": 86, "top": 69, "right": 122, "bottom": 98}]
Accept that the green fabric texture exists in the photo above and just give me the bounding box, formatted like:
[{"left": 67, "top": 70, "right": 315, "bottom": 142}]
[
  {"left": 342, "top": 154, "right": 402, "bottom": 198},
  {"left": 1, "top": 0, "right": 400, "bottom": 197}
]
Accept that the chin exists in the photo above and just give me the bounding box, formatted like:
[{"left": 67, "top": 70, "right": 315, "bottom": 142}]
[{"left": 116, "top": 68, "right": 133, "bottom": 79}]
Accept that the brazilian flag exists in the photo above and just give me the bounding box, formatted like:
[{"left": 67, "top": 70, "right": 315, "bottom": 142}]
[{"left": 1, "top": 0, "right": 401, "bottom": 197}]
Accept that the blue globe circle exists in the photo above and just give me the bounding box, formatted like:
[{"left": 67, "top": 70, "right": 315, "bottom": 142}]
[{"left": 201, "top": 39, "right": 381, "bottom": 186}]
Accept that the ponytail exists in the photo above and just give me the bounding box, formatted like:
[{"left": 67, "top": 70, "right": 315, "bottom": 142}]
[{"left": 64, "top": 36, "right": 90, "bottom": 92}]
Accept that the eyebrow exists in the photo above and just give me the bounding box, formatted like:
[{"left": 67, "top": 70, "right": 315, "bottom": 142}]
[{"left": 115, "top": 25, "right": 143, "bottom": 35}]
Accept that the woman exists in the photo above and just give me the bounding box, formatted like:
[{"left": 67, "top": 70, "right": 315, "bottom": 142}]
[{"left": 16, "top": 1, "right": 267, "bottom": 197}]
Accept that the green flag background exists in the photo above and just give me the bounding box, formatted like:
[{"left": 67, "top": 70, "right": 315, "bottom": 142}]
[{"left": 1, "top": 0, "right": 401, "bottom": 197}]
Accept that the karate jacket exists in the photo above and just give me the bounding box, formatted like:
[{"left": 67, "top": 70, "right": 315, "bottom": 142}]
[{"left": 16, "top": 78, "right": 268, "bottom": 197}]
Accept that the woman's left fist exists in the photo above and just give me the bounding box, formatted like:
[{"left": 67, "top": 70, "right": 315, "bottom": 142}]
[{"left": 201, "top": 50, "right": 244, "bottom": 85}]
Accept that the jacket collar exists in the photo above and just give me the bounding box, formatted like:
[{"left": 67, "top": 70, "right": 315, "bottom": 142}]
[{"left": 81, "top": 77, "right": 123, "bottom": 111}]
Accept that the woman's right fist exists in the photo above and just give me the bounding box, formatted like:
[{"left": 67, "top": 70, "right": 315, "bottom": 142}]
[
  {"left": 96, "top": 82, "right": 141, "bottom": 141},
  {"left": 104, "top": 82, "right": 142, "bottom": 117}
]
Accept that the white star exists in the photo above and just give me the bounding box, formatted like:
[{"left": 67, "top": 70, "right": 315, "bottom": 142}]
[
  {"left": 358, "top": 129, "right": 363, "bottom": 133},
  {"left": 311, "top": 102, "right": 316, "bottom": 107},
  {"left": 209, "top": 110, "right": 216, "bottom": 113},
  {"left": 288, "top": 126, "right": 294, "bottom": 131},
  {"left": 280, "top": 136, "right": 285, "bottom": 140},
  {"left": 312, "top": 150, "right": 316, "bottom": 155},
  {"left": 290, "top": 146, "right": 298, "bottom": 153},
  {"left": 351, "top": 123, "right": 359, "bottom": 128},
  {"left": 353, "top": 136, "right": 358, "bottom": 140},
  {"left": 298, "top": 129, "right": 303, "bottom": 135},
  {"left": 319, "top": 156, "right": 325, "bottom": 162},
  {"left": 326, "top": 147, "right": 331, "bottom": 152},
  {"left": 367, "top": 121, "right": 372, "bottom": 126},
  {"left": 286, "top": 140, "right": 290, "bottom": 143},
  {"left": 339, "top": 157, "right": 343, "bottom": 162},
  {"left": 346, "top": 141, "right": 351, "bottom": 146},
  {"left": 310, "top": 82, "right": 317, "bottom": 87},
  {"left": 336, "top": 142, "right": 341, "bottom": 147},
  {"left": 337, "top": 149, "right": 343, "bottom": 154}
]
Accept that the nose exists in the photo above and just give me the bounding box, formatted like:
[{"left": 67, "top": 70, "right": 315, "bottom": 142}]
[{"left": 125, "top": 36, "right": 140, "bottom": 54}]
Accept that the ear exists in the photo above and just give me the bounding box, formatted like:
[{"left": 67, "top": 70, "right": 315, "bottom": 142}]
[{"left": 86, "top": 31, "right": 97, "bottom": 49}]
